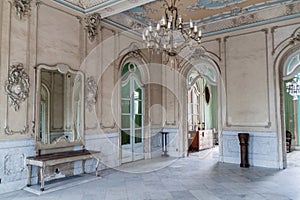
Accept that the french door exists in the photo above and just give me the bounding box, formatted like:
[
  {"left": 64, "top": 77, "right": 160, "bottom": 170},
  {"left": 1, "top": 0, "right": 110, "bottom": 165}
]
[{"left": 121, "top": 76, "right": 144, "bottom": 163}]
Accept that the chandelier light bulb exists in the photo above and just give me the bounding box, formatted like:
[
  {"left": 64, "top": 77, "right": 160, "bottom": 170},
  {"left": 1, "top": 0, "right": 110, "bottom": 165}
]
[
  {"left": 194, "top": 25, "right": 198, "bottom": 33},
  {"left": 157, "top": 23, "right": 161, "bottom": 31},
  {"left": 190, "top": 19, "right": 193, "bottom": 28}
]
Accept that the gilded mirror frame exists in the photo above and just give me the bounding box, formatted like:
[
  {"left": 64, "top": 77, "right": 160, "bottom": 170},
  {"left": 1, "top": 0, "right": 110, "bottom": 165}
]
[{"left": 34, "top": 63, "right": 85, "bottom": 152}]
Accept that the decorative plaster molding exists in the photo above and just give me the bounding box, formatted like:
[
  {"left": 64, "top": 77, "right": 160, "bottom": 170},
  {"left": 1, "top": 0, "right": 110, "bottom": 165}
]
[
  {"left": 202, "top": 1, "right": 300, "bottom": 34},
  {"left": 13, "top": 0, "right": 32, "bottom": 20},
  {"left": 165, "top": 121, "right": 176, "bottom": 126},
  {"left": 85, "top": 123, "right": 98, "bottom": 130},
  {"left": 85, "top": 76, "right": 98, "bottom": 112},
  {"left": 290, "top": 29, "right": 300, "bottom": 45},
  {"left": 84, "top": 13, "right": 101, "bottom": 42},
  {"left": 190, "top": 46, "right": 208, "bottom": 60},
  {"left": 52, "top": 135, "right": 70, "bottom": 144},
  {"left": 100, "top": 122, "right": 116, "bottom": 129},
  {"left": 118, "top": 42, "right": 141, "bottom": 57},
  {"left": 4, "top": 125, "right": 28, "bottom": 135},
  {"left": 5, "top": 63, "right": 30, "bottom": 111},
  {"left": 4, "top": 154, "right": 26, "bottom": 175}
]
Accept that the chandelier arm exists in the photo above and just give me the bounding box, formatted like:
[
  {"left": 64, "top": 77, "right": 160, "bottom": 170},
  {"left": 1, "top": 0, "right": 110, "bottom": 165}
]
[
  {"left": 163, "top": 0, "right": 170, "bottom": 9},
  {"left": 181, "top": 29, "right": 192, "bottom": 42}
]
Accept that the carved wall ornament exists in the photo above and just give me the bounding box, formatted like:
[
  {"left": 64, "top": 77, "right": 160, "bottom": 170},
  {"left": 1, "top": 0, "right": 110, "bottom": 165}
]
[
  {"left": 4, "top": 154, "right": 26, "bottom": 175},
  {"left": 85, "top": 13, "right": 101, "bottom": 42},
  {"left": 190, "top": 46, "right": 208, "bottom": 60},
  {"left": 52, "top": 135, "right": 71, "bottom": 145},
  {"left": 85, "top": 76, "right": 98, "bottom": 112},
  {"left": 290, "top": 30, "right": 300, "bottom": 45},
  {"left": 13, "top": 0, "right": 32, "bottom": 20},
  {"left": 5, "top": 63, "right": 30, "bottom": 111},
  {"left": 4, "top": 125, "right": 28, "bottom": 135}
]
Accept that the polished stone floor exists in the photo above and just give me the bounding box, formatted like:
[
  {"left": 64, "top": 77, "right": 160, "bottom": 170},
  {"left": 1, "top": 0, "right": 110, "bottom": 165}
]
[{"left": 1, "top": 147, "right": 300, "bottom": 200}]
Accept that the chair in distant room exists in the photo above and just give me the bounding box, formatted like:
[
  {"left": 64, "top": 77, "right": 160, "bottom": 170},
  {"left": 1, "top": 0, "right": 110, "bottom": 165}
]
[{"left": 286, "top": 130, "right": 292, "bottom": 153}]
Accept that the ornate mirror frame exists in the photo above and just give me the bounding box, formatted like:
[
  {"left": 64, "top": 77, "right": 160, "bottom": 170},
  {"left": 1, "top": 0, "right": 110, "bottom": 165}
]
[{"left": 34, "top": 63, "right": 85, "bottom": 152}]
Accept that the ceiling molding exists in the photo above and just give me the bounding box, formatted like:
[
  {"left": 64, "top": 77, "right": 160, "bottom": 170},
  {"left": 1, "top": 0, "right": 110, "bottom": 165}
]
[{"left": 53, "top": 0, "right": 155, "bottom": 17}]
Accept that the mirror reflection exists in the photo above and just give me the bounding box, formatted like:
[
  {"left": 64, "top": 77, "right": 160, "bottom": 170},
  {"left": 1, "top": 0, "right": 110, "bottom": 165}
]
[{"left": 38, "top": 64, "right": 84, "bottom": 144}]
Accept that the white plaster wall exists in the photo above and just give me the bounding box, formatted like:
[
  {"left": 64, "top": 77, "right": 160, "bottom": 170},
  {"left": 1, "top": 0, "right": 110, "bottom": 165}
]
[
  {"left": 221, "top": 131, "right": 279, "bottom": 168},
  {"left": 84, "top": 132, "right": 119, "bottom": 170}
]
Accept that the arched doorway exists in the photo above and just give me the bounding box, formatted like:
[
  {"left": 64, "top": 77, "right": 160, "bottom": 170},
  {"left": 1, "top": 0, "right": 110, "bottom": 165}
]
[
  {"left": 283, "top": 51, "right": 300, "bottom": 154},
  {"left": 121, "top": 62, "right": 145, "bottom": 163},
  {"left": 186, "top": 65, "right": 219, "bottom": 154}
]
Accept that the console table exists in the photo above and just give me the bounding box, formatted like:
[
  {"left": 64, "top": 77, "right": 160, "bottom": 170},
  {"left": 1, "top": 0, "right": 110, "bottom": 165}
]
[{"left": 26, "top": 149, "right": 101, "bottom": 191}]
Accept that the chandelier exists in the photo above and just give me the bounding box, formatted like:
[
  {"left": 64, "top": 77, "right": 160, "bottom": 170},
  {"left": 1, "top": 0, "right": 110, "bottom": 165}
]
[
  {"left": 142, "top": 0, "right": 202, "bottom": 59},
  {"left": 286, "top": 74, "right": 300, "bottom": 100}
]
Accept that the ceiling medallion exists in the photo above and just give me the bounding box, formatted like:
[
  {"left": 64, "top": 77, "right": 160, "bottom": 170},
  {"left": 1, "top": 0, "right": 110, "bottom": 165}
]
[{"left": 142, "top": 0, "right": 202, "bottom": 64}]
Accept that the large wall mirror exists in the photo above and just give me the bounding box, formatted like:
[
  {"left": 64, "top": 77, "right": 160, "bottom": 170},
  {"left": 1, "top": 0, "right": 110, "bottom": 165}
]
[{"left": 35, "top": 64, "right": 84, "bottom": 152}]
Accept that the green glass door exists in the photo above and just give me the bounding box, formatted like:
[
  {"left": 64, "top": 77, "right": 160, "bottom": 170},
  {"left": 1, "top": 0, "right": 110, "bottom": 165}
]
[{"left": 121, "top": 76, "right": 144, "bottom": 163}]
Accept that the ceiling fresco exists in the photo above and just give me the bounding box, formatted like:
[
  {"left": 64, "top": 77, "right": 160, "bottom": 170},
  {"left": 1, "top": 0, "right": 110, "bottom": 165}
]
[
  {"left": 54, "top": 0, "right": 298, "bottom": 32},
  {"left": 124, "top": 0, "right": 295, "bottom": 24}
]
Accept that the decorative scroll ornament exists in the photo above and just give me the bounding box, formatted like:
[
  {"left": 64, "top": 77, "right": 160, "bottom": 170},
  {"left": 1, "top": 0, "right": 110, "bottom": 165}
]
[
  {"left": 84, "top": 13, "right": 101, "bottom": 42},
  {"left": 5, "top": 63, "right": 30, "bottom": 111},
  {"left": 5, "top": 125, "right": 28, "bottom": 135},
  {"left": 290, "top": 30, "right": 300, "bottom": 45},
  {"left": 190, "top": 46, "right": 207, "bottom": 60},
  {"left": 13, "top": 0, "right": 32, "bottom": 20},
  {"left": 85, "top": 76, "right": 98, "bottom": 112}
]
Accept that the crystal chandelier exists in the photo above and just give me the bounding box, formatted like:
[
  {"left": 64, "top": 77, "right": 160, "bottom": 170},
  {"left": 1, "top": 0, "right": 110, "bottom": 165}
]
[
  {"left": 142, "top": 0, "right": 202, "bottom": 59},
  {"left": 286, "top": 74, "right": 300, "bottom": 100}
]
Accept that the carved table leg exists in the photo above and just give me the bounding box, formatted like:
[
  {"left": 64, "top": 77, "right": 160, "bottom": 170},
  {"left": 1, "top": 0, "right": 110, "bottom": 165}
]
[
  {"left": 82, "top": 160, "right": 86, "bottom": 174},
  {"left": 27, "top": 164, "right": 32, "bottom": 187},
  {"left": 40, "top": 167, "right": 45, "bottom": 191},
  {"left": 95, "top": 158, "right": 100, "bottom": 177}
]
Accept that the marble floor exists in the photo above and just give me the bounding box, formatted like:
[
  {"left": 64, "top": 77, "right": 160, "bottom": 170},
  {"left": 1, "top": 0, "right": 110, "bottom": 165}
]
[{"left": 1, "top": 147, "right": 300, "bottom": 200}]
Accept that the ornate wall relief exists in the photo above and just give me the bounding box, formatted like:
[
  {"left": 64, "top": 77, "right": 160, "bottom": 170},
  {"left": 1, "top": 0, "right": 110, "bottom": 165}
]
[
  {"left": 5, "top": 63, "right": 30, "bottom": 111},
  {"left": 290, "top": 29, "right": 300, "bottom": 45},
  {"left": 85, "top": 76, "right": 98, "bottom": 112},
  {"left": 84, "top": 13, "right": 101, "bottom": 42},
  {"left": 4, "top": 154, "right": 26, "bottom": 175},
  {"left": 13, "top": 0, "right": 32, "bottom": 20},
  {"left": 4, "top": 125, "right": 28, "bottom": 135}
]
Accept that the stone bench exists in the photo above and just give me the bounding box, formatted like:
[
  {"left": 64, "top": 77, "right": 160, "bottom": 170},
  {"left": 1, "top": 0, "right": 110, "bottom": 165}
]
[{"left": 26, "top": 149, "right": 101, "bottom": 191}]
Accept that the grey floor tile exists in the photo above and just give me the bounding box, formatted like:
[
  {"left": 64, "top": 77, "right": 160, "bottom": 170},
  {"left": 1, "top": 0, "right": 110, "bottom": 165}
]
[{"left": 1, "top": 147, "right": 300, "bottom": 200}]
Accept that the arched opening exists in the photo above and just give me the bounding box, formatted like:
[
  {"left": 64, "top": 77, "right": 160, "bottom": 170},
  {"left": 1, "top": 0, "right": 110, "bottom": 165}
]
[
  {"left": 283, "top": 51, "right": 300, "bottom": 155},
  {"left": 185, "top": 62, "right": 219, "bottom": 157},
  {"left": 120, "top": 61, "right": 145, "bottom": 163}
]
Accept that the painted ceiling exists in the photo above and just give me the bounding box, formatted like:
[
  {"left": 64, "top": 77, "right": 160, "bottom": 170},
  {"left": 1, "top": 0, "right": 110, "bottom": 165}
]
[{"left": 54, "top": 0, "right": 297, "bottom": 30}]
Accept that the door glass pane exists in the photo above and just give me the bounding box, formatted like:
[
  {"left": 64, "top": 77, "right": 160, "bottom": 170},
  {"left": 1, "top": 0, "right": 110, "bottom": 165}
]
[
  {"left": 135, "top": 129, "right": 142, "bottom": 144},
  {"left": 122, "top": 82, "right": 130, "bottom": 98},
  {"left": 121, "top": 100, "right": 130, "bottom": 114},
  {"left": 134, "top": 86, "right": 142, "bottom": 100},
  {"left": 122, "top": 63, "right": 129, "bottom": 78},
  {"left": 135, "top": 114, "right": 142, "bottom": 128},
  {"left": 121, "top": 115, "right": 131, "bottom": 129},
  {"left": 121, "top": 130, "right": 130, "bottom": 145},
  {"left": 133, "top": 100, "right": 142, "bottom": 114}
]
